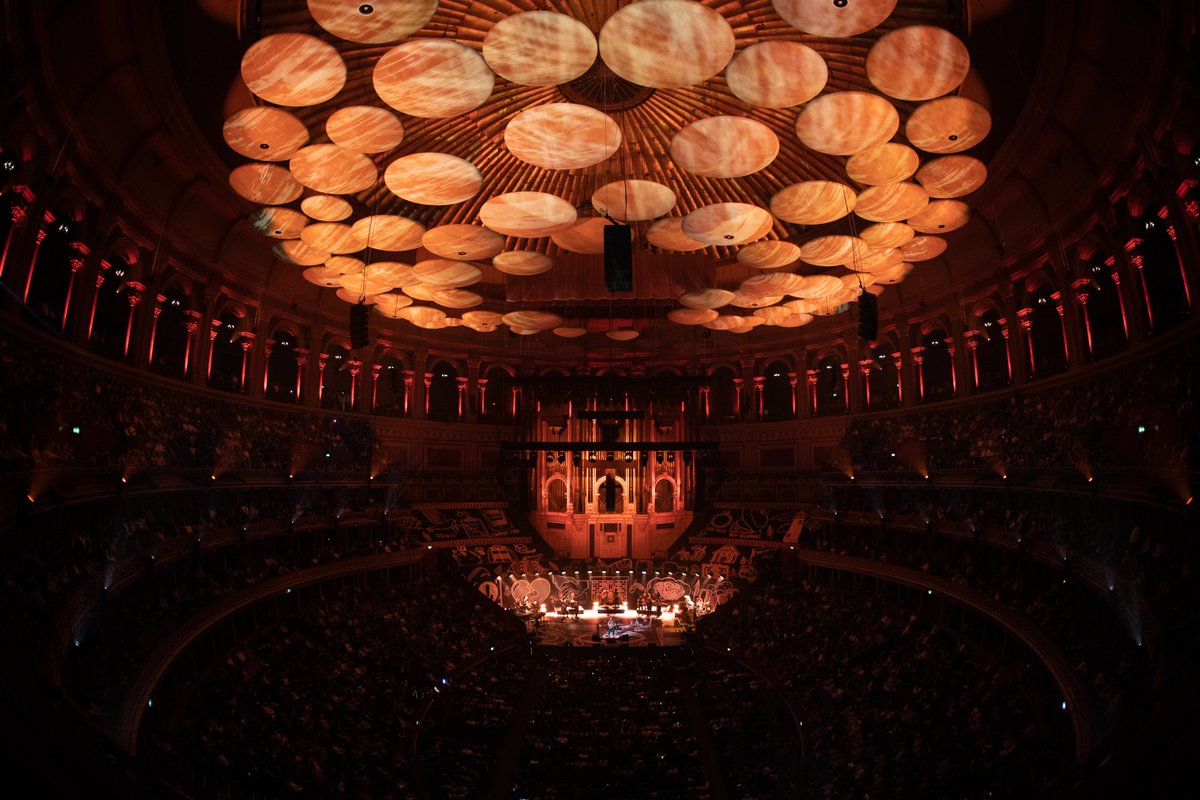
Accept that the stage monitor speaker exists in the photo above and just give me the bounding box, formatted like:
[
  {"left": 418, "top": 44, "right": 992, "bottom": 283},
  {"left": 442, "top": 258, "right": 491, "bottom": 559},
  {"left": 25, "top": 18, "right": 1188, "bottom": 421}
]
[
  {"left": 857, "top": 292, "right": 878, "bottom": 341},
  {"left": 350, "top": 302, "right": 370, "bottom": 349},
  {"left": 603, "top": 224, "right": 633, "bottom": 292}
]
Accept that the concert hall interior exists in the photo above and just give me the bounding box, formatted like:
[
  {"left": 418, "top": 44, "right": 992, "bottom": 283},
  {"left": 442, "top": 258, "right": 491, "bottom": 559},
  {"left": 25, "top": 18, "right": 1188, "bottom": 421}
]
[{"left": 1, "top": 0, "right": 1198, "bottom": 797}]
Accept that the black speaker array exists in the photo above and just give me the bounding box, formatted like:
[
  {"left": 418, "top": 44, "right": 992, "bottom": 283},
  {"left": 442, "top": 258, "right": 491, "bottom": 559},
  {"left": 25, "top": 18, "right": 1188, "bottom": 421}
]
[
  {"left": 350, "top": 303, "right": 370, "bottom": 349},
  {"left": 857, "top": 292, "right": 878, "bottom": 341},
  {"left": 603, "top": 224, "right": 633, "bottom": 292}
]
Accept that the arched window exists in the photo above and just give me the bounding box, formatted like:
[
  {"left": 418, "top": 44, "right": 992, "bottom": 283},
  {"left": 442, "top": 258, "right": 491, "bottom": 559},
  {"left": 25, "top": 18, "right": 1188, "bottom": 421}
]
[
  {"left": 815, "top": 355, "right": 846, "bottom": 416},
  {"left": 209, "top": 311, "right": 243, "bottom": 393},
  {"left": 1133, "top": 213, "right": 1190, "bottom": 332},
  {"left": 597, "top": 475, "right": 624, "bottom": 514},
  {"left": 265, "top": 331, "right": 300, "bottom": 403},
  {"left": 761, "top": 360, "right": 794, "bottom": 420},
  {"left": 90, "top": 257, "right": 134, "bottom": 362},
  {"left": 26, "top": 214, "right": 75, "bottom": 327},
  {"left": 1029, "top": 286, "right": 1067, "bottom": 377},
  {"left": 482, "top": 365, "right": 514, "bottom": 421},
  {"left": 975, "top": 311, "right": 1011, "bottom": 392},
  {"left": 653, "top": 478, "right": 675, "bottom": 513},
  {"left": 149, "top": 289, "right": 189, "bottom": 378},
  {"left": 322, "top": 345, "right": 353, "bottom": 410},
  {"left": 708, "top": 366, "right": 737, "bottom": 421},
  {"left": 427, "top": 360, "right": 459, "bottom": 421},
  {"left": 1081, "top": 254, "right": 1127, "bottom": 359},
  {"left": 921, "top": 331, "right": 954, "bottom": 402},
  {"left": 375, "top": 354, "right": 406, "bottom": 416},
  {"left": 867, "top": 346, "right": 900, "bottom": 409},
  {"left": 546, "top": 477, "right": 567, "bottom": 513}
]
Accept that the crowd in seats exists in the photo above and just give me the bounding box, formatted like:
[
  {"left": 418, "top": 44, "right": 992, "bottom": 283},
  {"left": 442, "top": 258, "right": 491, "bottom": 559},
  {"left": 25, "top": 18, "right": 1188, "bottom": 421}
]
[
  {"left": 0, "top": 326, "right": 378, "bottom": 472},
  {"left": 702, "top": 578, "right": 1073, "bottom": 798},
  {"left": 839, "top": 339, "right": 1199, "bottom": 473},
  {"left": 687, "top": 651, "right": 800, "bottom": 799},
  {"left": 512, "top": 649, "right": 712, "bottom": 799},
  {"left": 144, "top": 575, "right": 524, "bottom": 799},
  {"left": 425, "top": 648, "right": 530, "bottom": 799},
  {"left": 804, "top": 517, "right": 1149, "bottom": 731}
]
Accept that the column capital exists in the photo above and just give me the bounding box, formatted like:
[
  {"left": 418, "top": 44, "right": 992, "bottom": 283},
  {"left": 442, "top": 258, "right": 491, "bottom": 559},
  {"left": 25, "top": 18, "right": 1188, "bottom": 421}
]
[
  {"left": 294, "top": 347, "right": 309, "bottom": 366},
  {"left": 1016, "top": 307, "right": 1034, "bottom": 329}
]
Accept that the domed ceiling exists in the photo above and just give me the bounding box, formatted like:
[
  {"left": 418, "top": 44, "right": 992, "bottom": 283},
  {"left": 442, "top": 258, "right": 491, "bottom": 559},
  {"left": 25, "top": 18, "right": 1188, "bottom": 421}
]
[{"left": 163, "top": 0, "right": 1045, "bottom": 351}]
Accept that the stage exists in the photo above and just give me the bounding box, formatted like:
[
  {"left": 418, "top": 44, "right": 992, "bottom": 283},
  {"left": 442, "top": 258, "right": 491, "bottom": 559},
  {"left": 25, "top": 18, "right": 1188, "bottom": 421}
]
[{"left": 524, "top": 608, "right": 690, "bottom": 647}]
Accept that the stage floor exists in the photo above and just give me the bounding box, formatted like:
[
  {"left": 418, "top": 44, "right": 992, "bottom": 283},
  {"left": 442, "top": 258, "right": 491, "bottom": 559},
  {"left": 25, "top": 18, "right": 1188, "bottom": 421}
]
[{"left": 528, "top": 612, "right": 689, "bottom": 647}]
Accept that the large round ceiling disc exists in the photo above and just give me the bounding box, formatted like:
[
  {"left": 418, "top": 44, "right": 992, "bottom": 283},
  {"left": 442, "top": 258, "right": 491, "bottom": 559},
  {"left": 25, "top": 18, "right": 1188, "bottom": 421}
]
[
  {"left": 591, "top": 180, "right": 676, "bottom": 222},
  {"left": 770, "top": 181, "right": 857, "bottom": 225},
  {"left": 230, "top": 163, "right": 303, "bottom": 205},
  {"left": 479, "top": 192, "right": 577, "bottom": 238},
  {"left": 223, "top": 107, "right": 309, "bottom": 162},
  {"left": 607, "top": 329, "right": 640, "bottom": 341},
  {"left": 867, "top": 25, "right": 970, "bottom": 101},
  {"left": 915, "top": 155, "right": 987, "bottom": 198},
  {"left": 303, "top": 266, "right": 349, "bottom": 287},
  {"left": 845, "top": 143, "right": 920, "bottom": 185},
  {"left": 322, "top": 256, "right": 365, "bottom": 274},
  {"left": 795, "top": 91, "right": 900, "bottom": 156},
  {"left": 552, "top": 326, "right": 587, "bottom": 338},
  {"left": 335, "top": 287, "right": 378, "bottom": 305},
  {"left": 908, "top": 199, "right": 970, "bottom": 232},
  {"left": 703, "top": 315, "right": 749, "bottom": 331},
  {"left": 598, "top": 0, "right": 735, "bottom": 89},
  {"left": 504, "top": 103, "right": 621, "bottom": 170},
  {"left": 402, "top": 282, "right": 440, "bottom": 301},
  {"left": 397, "top": 305, "right": 448, "bottom": 328},
  {"left": 845, "top": 246, "right": 904, "bottom": 272},
  {"left": 788, "top": 275, "right": 845, "bottom": 300},
  {"left": 753, "top": 305, "right": 799, "bottom": 325},
  {"left": 737, "top": 240, "right": 802, "bottom": 269},
  {"left": 493, "top": 250, "right": 553, "bottom": 276},
  {"left": 350, "top": 215, "right": 426, "bottom": 251},
  {"left": 799, "top": 235, "right": 870, "bottom": 266},
  {"left": 289, "top": 144, "right": 378, "bottom": 195},
  {"left": 682, "top": 203, "right": 774, "bottom": 246},
  {"left": 859, "top": 222, "right": 915, "bottom": 248},
  {"left": 741, "top": 272, "right": 807, "bottom": 297},
  {"left": 301, "top": 194, "right": 353, "bottom": 222},
  {"left": 412, "top": 259, "right": 483, "bottom": 288},
  {"left": 854, "top": 182, "right": 930, "bottom": 223},
  {"left": 668, "top": 308, "right": 719, "bottom": 325},
  {"left": 647, "top": 218, "right": 709, "bottom": 252},
  {"left": 300, "top": 222, "right": 360, "bottom": 253},
  {"left": 871, "top": 261, "right": 914, "bottom": 284},
  {"left": 275, "top": 239, "right": 330, "bottom": 266},
  {"left": 462, "top": 310, "right": 504, "bottom": 326},
  {"left": 502, "top": 310, "right": 564, "bottom": 331},
  {"left": 249, "top": 206, "right": 308, "bottom": 239},
  {"left": 729, "top": 290, "right": 783, "bottom": 309},
  {"left": 241, "top": 33, "right": 346, "bottom": 107},
  {"left": 373, "top": 40, "right": 495, "bottom": 119},
  {"left": 483, "top": 11, "right": 597, "bottom": 87},
  {"left": 423, "top": 225, "right": 505, "bottom": 260},
  {"left": 373, "top": 292, "right": 415, "bottom": 318},
  {"left": 678, "top": 288, "right": 734, "bottom": 310},
  {"left": 307, "top": 0, "right": 437, "bottom": 44},
  {"left": 906, "top": 96, "right": 992, "bottom": 153},
  {"left": 326, "top": 106, "right": 405, "bottom": 153},
  {"left": 725, "top": 41, "right": 827, "bottom": 109},
  {"left": 771, "top": 0, "right": 898, "bottom": 37},
  {"left": 384, "top": 153, "right": 482, "bottom": 206},
  {"left": 670, "top": 117, "right": 779, "bottom": 178},
  {"left": 432, "top": 289, "right": 483, "bottom": 309},
  {"left": 551, "top": 217, "right": 628, "bottom": 255},
  {"left": 900, "top": 236, "right": 948, "bottom": 261}
]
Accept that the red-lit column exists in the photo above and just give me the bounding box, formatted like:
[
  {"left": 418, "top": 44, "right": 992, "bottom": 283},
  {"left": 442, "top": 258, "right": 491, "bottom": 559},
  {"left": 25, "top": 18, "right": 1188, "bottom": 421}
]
[
  {"left": 206, "top": 319, "right": 220, "bottom": 381},
  {"left": 732, "top": 378, "right": 744, "bottom": 419},
  {"left": 965, "top": 334, "right": 980, "bottom": 390},
  {"left": 806, "top": 369, "right": 818, "bottom": 416},
  {"left": 998, "top": 318, "right": 1014, "bottom": 383},
  {"left": 839, "top": 364, "right": 850, "bottom": 413},
  {"left": 403, "top": 371, "right": 414, "bottom": 416},
  {"left": 147, "top": 294, "right": 164, "bottom": 366},
  {"left": 1163, "top": 218, "right": 1193, "bottom": 308},
  {"left": 477, "top": 377, "right": 489, "bottom": 417},
  {"left": 60, "top": 242, "right": 89, "bottom": 330},
  {"left": 910, "top": 346, "right": 926, "bottom": 402},
  {"left": 753, "top": 376, "right": 765, "bottom": 419},
  {"left": 1124, "top": 238, "right": 1155, "bottom": 330},
  {"left": 183, "top": 311, "right": 201, "bottom": 378},
  {"left": 123, "top": 281, "right": 145, "bottom": 359},
  {"left": 239, "top": 333, "right": 255, "bottom": 392},
  {"left": 318, "top": 354, "right": 329, "bottom": 403},
  {"left": 86, "top": 268, "right": 106, "bottom": 342},
  {"left": 1051, "top": 291, "right": 1071, "bottom": 365},
  {"left": 262, "top": 339, "right": 274, "bottom": 394},
  {"left": 294, "top": 348, "right": 308, "bottom": 402},
  {"left": 858, "top": 359, "right": 873, "bottom": 409},
  {"left": 370, "top": 364, "right": 381, "bottom": 411},
  {"left": 21, "top": 211, "right": 52, "bottom": 302},
  {"left": 1017, "top": 307, "right": 1035, "bottom": 377},
  {"left": 891, "top": 353, "right": 904, "bottom": 404},
  {"left": 348, "top": 360, "right": 362, "bottom": 410},
  {"left": 456, "top": 376, "right": 468, "bottom": 420},
  {"left": 0, "top": 195, "right": 31, "bottom": 280},
  {"left": 1108, "top": 265, "right": 1131, "bottom": 341},
  {"left": 788, "top": 373, "right": 798, "bottom": 417},
  {"left": 1071, "top": 279, "right": 1094, "bottom": 355},
  {"left": 424, "top": 373, "right": 432, "bottom": 417},
  {"left": 945, "top": 337, "right": 958, "bottom": 395},
  {"left": 700, "top": 384, "right": 711, "bottom": 421}
]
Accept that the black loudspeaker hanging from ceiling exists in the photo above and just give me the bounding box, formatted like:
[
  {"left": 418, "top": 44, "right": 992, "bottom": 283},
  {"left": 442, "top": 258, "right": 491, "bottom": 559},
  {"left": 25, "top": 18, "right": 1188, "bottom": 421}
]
[
  {"left": 857, "top": 292, "right": 878, "bottom": 341},
  {"left": 603, "top": 224, "right": 633, "bottom": 292},
  {"left": 350, "top": 302, "right": 370, "bottom": 349}
]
